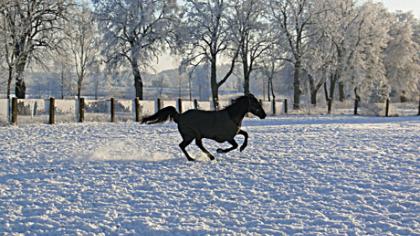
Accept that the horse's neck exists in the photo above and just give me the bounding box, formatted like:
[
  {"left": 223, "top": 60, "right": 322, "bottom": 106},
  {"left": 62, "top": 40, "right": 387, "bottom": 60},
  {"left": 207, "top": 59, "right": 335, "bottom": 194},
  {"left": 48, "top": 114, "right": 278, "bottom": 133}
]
[{"left": 226, "top": 101, "right": 248, "bottom": 126}]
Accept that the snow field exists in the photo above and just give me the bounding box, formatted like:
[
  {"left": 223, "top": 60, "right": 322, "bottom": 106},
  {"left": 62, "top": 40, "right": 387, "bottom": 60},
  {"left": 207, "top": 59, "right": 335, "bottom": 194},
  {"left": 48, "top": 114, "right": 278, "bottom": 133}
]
[{"left": 0, "top": 116, "right": 419, "bottom": 235}]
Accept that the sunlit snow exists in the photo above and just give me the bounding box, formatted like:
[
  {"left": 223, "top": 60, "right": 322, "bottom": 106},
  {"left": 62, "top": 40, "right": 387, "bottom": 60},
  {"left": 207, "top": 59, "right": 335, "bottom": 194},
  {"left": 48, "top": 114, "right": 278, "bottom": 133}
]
[{"left": 0, "top": 116, "right": 419, "bottom": 234}]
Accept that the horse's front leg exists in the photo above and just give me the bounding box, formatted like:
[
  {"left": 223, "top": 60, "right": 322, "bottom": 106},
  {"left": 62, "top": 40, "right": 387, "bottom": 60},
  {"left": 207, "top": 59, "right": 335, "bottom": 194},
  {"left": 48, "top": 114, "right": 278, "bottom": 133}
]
[
  {"left": 238, "top": 129, "right": 248, "bottom": 152},
  {"left": 195, "top": 138, "right": 215, "bottom": 160},
  {"left": 217, "top": 139, "right": 238, "bottom": 153}
]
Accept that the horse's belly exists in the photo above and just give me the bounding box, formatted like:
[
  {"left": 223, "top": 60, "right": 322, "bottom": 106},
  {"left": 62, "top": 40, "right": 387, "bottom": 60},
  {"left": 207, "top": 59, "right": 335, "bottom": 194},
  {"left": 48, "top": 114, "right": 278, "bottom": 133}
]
[{"left": 204, "top": 128, "right": 237, "bottom": 142}]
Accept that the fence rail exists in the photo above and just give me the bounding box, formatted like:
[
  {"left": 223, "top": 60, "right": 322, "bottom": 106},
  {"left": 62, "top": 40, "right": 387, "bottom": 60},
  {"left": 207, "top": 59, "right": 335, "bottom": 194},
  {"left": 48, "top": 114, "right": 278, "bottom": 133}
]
[{"left": 0, "top": 97, "right": 419, "bottom": 126}]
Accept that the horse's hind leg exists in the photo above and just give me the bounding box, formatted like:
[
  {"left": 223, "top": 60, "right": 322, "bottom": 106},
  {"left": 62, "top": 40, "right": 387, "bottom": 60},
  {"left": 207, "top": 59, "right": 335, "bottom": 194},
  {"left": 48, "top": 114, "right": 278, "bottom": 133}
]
[
  {"left": 238, "top": 129, "right": 248, "bottom": 152},
  {"left": 217, "top": 139, "right": 238, "bottom": 153},
  {"left": 179, "top": 138, "right": 194, "bottom": 161},
  {"left": 195, "top": 138, "right": 215, "bottom": 160}
]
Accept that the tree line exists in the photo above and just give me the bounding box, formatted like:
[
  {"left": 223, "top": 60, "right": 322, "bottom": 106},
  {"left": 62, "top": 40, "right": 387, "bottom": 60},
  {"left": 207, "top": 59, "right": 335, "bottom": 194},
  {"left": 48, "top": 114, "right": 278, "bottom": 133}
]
[{"left": 1, "top": 0, "right": 419, "bottom": 110}]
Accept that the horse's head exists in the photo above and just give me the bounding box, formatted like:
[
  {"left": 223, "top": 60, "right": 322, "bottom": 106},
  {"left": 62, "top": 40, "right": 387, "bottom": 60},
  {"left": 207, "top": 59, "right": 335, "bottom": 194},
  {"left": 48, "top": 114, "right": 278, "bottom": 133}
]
[{"left": 246, "top": 94, "right": 266, "bottom": 119}]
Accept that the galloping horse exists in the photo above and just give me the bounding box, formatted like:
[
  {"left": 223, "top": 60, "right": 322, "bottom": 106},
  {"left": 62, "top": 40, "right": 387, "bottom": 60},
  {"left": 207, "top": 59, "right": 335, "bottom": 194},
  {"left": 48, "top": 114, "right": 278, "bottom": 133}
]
[{"left": 141, "top": 94, "right": 266, "bottom": 161}]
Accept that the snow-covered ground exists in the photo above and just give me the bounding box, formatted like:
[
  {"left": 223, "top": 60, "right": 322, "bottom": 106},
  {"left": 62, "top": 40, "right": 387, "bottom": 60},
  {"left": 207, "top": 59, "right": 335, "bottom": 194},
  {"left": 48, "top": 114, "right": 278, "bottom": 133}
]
[{"left": 0, "top": 115, "right": 419, "bottom": 235}]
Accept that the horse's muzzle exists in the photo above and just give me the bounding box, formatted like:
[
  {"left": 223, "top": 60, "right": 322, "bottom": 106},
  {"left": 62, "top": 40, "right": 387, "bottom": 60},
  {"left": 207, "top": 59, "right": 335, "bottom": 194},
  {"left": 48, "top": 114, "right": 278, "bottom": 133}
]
[{"left": 259, "top": 113, "right": 267, "bottom": 119}]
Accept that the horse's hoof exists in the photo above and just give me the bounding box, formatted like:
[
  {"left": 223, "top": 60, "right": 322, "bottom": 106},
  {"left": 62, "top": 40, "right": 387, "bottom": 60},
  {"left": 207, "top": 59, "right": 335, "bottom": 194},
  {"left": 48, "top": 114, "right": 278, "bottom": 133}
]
[
  {"left": 209, "top": 156, "right": 215, "bottom": 160},
  {"left": 187, "top": 158, "right": 195, "bottom": 161},
  {"left": 216, "top": 148, "right": 224, "bottom": 153}
]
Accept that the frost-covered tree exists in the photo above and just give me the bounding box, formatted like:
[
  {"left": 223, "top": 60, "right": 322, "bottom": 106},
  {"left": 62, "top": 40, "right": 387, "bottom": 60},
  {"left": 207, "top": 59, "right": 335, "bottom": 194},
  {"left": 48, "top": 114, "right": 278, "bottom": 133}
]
[
  {"left": 229, "top": 0, "right": 271, "bottom": 95},
  {"left": 0, "top": 9, "right": 14, "bottom": 97},
  {"left": 307, "top": 0, "right": 393, "bottom": 104},
  {"left": 270, "top": 0, "right": 318, "bottom": 109},
  {"left": 64, "top": 2, "right": 99, "bottom": 98},
  {"left": 178, "top": 0, "right": 239, "bottom": 110},
  {"left": 259, "top": 40, "right": 287, "bottom": 101},
  {"left": 94, "top": 0, "right": 176, "bottom": 100},
  {"left": 303, "top": 33, "right": 335, "bottom": 105},
  {"left": 315, "top": 0, "right": 366, "bottom": 102},
  {"left": 300, "top": 0, "right": 362, "bottom": 105},
  {"left": 0, "top": 0, "right": 69, "bottom": 98},
  {"left": 384, "top": 12, "right": 420, "bottom": 101},
  {"left": 352, "top": 2, "right": 391, "bottom": 103}
]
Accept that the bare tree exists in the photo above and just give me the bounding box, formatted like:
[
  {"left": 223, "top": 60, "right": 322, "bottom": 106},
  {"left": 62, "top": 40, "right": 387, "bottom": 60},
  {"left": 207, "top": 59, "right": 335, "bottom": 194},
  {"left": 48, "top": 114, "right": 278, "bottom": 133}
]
[
  {"left": 260, "top": 44, "right": 285, "bottom": 101},
  {"left": 356, "top": 2, "right": 391, "bottom": 103},
  {"left": 0, "top": 8, "right": 15, "bottom": 98},
  {"left": 229, "top": 0, "right": 271, "bottom": 95},
  {"left": 179, "top": 0, "right": 239, "bottom": 110},
  {"left": 0, "top": 0, "right": 69, "bottom": 98},
  {"left": 303, "top": 30, "right": 335, "bottom": 106},
  {"left": 270, "top": 0, "right": 317, "bottom": 109},
  {"left": 319, "top": 0, "right": 365, "bottom": 102},
  {"left": 94, "top": 0, "right": 176, "bottom": 100},
  {"left": 64, "top": 2, "right": 99, "bottom": 99},
  {"left": 384, "top": 12, "right": 420, "bottom": 100}
]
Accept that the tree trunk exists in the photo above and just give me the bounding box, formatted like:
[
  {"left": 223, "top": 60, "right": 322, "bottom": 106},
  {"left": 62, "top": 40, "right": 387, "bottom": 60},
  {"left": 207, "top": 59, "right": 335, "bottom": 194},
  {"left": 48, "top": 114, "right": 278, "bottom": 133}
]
[
  {"left": 210, "top": 59, "right": 219, "bottom": 110},
  {"left": 324, "top": 82, "right": 330, "bottom": 103},
  {"left": 131, "top": 61, "right": 143, "bottom": 100},
  {"left": 293, "top": 60, "right": 302, "bottom": 109},
  {"left": 14, "top": 55, "right": 28, "bottom": 98},
  {"left": 310, "top": 91, "right": 317, "bottom": 106},
  {"left": 77, "top": 80, "right": 82, "bottom": 99},
  {"left": 94, "top": 76, "right": 99, "bottom": 100},
  {"left": 77, "top": 71, "right": 84, "bottom": 99},
  {"left": 61, "top": 64, "right": 65, "bottom": 99},
  {"left": 15, "top": 80, "right": 26, "bottom": 99},
  {"left": 329, "top": 73, "right": 337, "bottom": 101},
  {"left": 339, "top": 81, "right": 345, "bottom": 102},
  {"left": 354, "top": 86, "right": 360, "bottom": 101},
  {"left": 7, "top": 66, "right": 13, "bottom": 98},
  {"left": 243, "top": 59, "right": 250, "bottom": 95},
  {"left": 188, "top": 73, "right": 192, "bottom": 101},
  {"left": 308, "top": 74, "right": 316, "bottom": 106},
  {"left": 269, "top": 76, "right": 276, "bottom": 101}
]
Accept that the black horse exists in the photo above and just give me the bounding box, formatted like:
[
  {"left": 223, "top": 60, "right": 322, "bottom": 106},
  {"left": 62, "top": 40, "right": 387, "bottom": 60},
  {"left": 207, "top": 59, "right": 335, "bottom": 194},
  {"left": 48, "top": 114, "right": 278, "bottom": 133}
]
[{"left": 141, "top": 94, "right": 266, "bottom": 161}]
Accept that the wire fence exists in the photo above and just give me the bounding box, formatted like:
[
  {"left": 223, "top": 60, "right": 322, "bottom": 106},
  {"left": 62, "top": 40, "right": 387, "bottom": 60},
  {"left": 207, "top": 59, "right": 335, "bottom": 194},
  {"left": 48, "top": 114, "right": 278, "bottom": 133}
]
[{"left": 1, "top": 97, "right": 419, "bottom": 126}]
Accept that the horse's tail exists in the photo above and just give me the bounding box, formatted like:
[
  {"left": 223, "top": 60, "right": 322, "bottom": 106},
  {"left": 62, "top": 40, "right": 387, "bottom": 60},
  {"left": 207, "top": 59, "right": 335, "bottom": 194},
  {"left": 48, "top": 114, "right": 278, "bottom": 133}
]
[{"left": 141, "top": 106, "right": 180, "bottom": 124}]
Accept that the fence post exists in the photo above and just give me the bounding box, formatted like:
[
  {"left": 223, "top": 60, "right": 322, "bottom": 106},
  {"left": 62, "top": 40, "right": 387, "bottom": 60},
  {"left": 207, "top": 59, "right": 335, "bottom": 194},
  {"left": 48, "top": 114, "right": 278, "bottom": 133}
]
[
  {"left": 177, "top": 98, "right": 182, "bottom": 113},
  {"left": 49, "top": 97, "right": 55, "bottom": 124},
  {"left": 79, "top": 97, "right": 85, "bottom": 123},
  {"left": 110, "top": 97, "right": 115, "bottom": 122},
  {"left": 354, "top": 99, "right": 359, "bottom": 115},
  {"left": 135, "top": 97, "right": 140, "bottom": 122},
  {"left": 272, "top": 100, "right": 276, "bottom": 115},
  {"left": 11, "top": 97, "right": 17, "bottom": 125},
  {"left": 385, "top": 98, "right": 390, "bottom": 117},
  {"left": 284, "top": 99, "right": 288, "bottom": 114},
  {"left": 156, "top": 98, "right": 161, "bottom": 112},
  {"left": 194, "top": 99, "right": 198, "bottom": 109}
]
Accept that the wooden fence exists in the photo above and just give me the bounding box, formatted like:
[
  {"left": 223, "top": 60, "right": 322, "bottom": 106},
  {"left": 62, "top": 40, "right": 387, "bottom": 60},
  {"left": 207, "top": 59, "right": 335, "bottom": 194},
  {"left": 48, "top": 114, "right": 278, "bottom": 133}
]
[
  {"left": 1, "top": 97, "right": 419, "bottom": 126},
  {"left": 2, "top": 97, "right": 286, "bottom": 125}
]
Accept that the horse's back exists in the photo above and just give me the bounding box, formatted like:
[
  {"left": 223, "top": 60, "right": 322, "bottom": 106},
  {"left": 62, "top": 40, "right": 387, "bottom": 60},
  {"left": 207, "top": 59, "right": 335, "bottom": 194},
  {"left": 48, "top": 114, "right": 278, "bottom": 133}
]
[
  {"left": 178, "top": 109, "right": 225, "bottom": 128},
  {"left": 177, "top": 109, "right": 238, "bottom": 142}
]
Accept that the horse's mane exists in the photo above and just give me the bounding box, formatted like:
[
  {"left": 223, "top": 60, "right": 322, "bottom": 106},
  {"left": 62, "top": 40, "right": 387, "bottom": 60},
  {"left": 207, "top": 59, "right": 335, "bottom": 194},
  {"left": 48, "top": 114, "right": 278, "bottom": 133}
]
[
  {"left": 231, "top": 96, "right": 246, "bottom": 104},
  {"left": 224, "top": 94, "right": 259, "bottom": 112},
  {"left": 229, "top": 94, "right": 257, "bottom": 106},
  {"left": 225, "top": 95, "right": 248, "bottom": 110}
]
